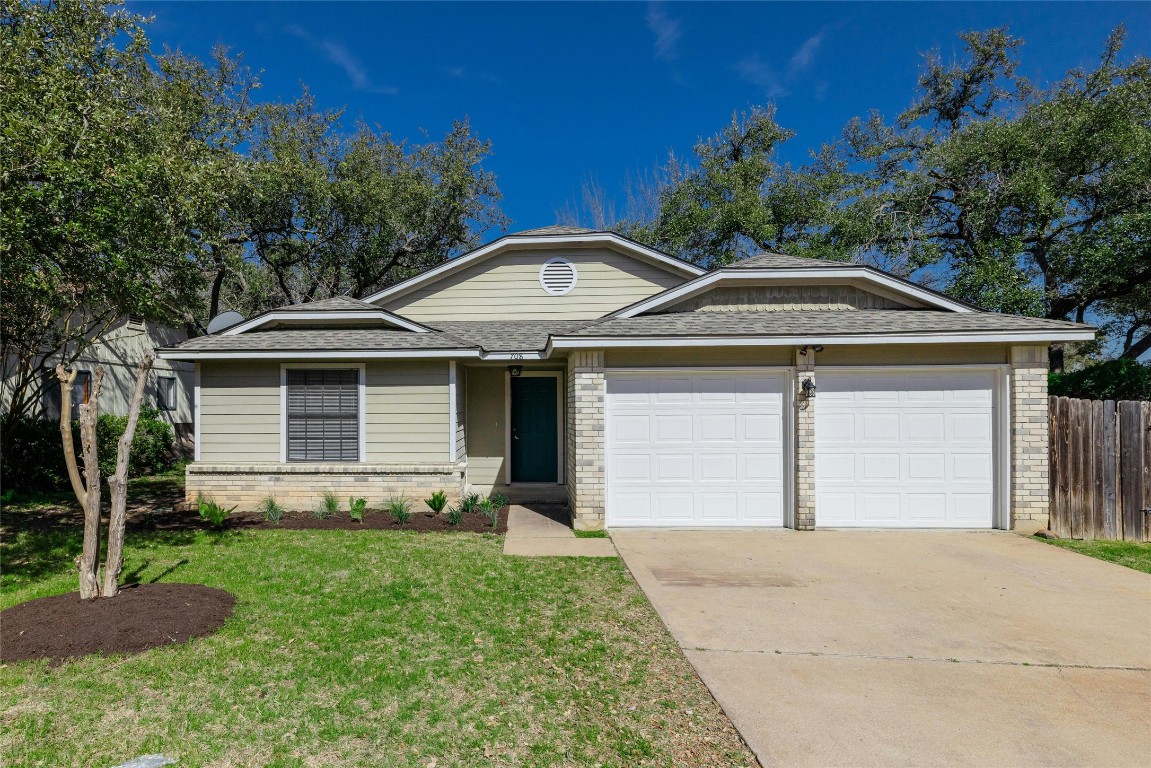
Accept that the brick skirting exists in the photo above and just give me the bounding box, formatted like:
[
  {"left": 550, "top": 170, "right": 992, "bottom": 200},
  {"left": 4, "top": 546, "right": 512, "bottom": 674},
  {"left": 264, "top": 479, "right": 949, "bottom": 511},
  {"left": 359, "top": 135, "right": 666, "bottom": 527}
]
[{"left": 186, "top": 463, "right": 465, "bottom": 512}]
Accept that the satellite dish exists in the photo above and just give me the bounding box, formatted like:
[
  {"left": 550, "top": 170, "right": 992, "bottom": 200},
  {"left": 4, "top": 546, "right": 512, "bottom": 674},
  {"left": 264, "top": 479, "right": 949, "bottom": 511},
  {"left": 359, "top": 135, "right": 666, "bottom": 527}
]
[{"left": 206, "top": 310, "right": 246, "bottom": 334}]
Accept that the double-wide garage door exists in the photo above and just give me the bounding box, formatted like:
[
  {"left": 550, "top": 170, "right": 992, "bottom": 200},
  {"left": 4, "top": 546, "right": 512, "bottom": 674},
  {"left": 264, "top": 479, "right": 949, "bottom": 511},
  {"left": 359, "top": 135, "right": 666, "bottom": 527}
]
[{"left": 605, "top": 368, "right": 997, "bottom": 529}]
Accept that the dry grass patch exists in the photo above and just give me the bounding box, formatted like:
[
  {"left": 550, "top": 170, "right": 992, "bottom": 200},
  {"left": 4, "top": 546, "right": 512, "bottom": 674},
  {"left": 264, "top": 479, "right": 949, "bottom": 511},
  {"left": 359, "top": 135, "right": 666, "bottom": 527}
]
[{"left": 1, "top": 526, "right": 756, "bottom": 767}]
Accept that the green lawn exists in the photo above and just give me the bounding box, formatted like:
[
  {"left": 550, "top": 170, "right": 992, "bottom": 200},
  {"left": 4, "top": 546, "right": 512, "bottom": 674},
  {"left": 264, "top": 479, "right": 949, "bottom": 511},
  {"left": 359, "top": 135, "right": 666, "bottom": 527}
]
[
  {"left": 1, "top": 525, "right": 755, "bottom": 767},
  {"left": 1040, "top": 538, "right": 1151, "bottom": 574}
]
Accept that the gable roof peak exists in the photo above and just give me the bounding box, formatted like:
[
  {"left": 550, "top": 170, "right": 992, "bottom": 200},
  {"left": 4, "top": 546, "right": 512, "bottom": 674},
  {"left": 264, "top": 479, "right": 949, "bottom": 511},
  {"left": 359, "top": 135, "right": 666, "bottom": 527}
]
[
  {"left": 726, "top": 252, "right": 851, "bottom": 270},
  {"left": 513, "top": 225, "right": 600, "bottom": 236}
]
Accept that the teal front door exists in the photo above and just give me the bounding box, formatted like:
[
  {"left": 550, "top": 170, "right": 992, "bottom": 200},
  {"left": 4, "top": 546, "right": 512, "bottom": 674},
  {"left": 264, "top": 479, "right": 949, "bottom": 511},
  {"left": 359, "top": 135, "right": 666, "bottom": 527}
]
[{"left": 510, "top": 376, "right": 558, "bottom": 482}]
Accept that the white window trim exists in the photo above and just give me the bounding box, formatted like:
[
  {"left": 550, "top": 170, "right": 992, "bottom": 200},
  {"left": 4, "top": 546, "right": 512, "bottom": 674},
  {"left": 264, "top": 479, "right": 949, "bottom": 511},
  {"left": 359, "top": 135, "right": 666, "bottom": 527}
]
[
  {"left": 448, "top": 361, "right": 458, "bottom": 462},
  {"left": 193, "top": 363, "right": 201, "bottom": 461},
  {"left": 279, "top": 362, "right": 367, "bottom": 463},
  {"left": 504, "top": 369, "right": 564, "bottom": 486},
  {"left": 157, "top": 374, "right": 177, "bottom": 412},
  {"left": 539, "top": 257, "right": 578, "bottom": 296}
]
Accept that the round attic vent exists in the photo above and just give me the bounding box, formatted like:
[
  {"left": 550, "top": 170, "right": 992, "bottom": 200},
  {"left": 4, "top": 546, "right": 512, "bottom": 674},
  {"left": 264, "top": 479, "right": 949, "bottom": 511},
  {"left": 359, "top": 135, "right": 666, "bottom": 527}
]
[{"left": 539, "top": 257, "right": 577, "bottom": 296}]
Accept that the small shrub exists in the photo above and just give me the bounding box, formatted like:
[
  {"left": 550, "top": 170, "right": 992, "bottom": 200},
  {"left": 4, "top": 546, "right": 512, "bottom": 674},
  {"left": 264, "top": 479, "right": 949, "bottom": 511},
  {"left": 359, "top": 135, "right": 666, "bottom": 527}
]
[
  {"left": 1049, "top": 359, "right": 1151, "bottom": 401},
  {"left": 349, "top": 496, "right": 367, "bottom": 523},
  {"left": 259, "top": 496, "right": 284, "bottom": 525},
  {"left": 314, "top": 490, "right": 340, "bottom": 519},
  {"left": 445, "top": 504, "right": 463, "bottom": 526},
  {"left": 425, "top": 490, "right": 448, "bottom": 515},
  {"left": 461, "top": 492, "right": 481, "bottom": 514},
  {"left": 197, "top": 495, "right": 235, "bottom": 529},
  {"left": 96, "top": 407, "right": 176, "bottom": 477},
  {"left": 478, "top": 497, "right": 499, "bottom": 528},
  {"left": 489, "top": 492, "right": 509, "bottom": 510},
  {"left": 387, "top": 496, "right": 412, "bottom": 524}
]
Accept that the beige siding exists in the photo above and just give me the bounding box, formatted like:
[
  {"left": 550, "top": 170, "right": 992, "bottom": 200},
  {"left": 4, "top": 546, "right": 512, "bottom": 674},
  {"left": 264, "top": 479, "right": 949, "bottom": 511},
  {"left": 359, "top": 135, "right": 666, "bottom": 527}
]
[
  {"left": 365, "top": 361, "right": 450, "bottom": 463},
  {"left": 464, "top": 366, "right": 506, "bottom": 491},
  {"left": 198, "top": 360, "right": 451, "bottom": 464},
  {"left": 664, "top": 284, "right": 912, "bottom": 313},
  {"left": 199, "top": 360, "right": 281, "bottom": 463},
  {"left": 453, "top": 364, "right": 466, "bottom": 461},
  {"left": 816, "top": 343, "right": 1009, "bottom": 366},
  {"left": 604, "top": 347, "right": 794, "bottom": 368},
  {"left": 382, "top": 247, "right": 686, "bottom": 321}
]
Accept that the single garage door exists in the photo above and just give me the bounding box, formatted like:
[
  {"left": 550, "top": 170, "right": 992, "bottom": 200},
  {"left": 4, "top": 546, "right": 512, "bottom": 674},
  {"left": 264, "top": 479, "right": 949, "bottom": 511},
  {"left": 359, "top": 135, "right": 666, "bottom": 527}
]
[
  {"left": 606, "top": 370, "right": 787, "bottom": 527},
  {"left": 815, "top": 369, "right": 997, "bottom": 528}
]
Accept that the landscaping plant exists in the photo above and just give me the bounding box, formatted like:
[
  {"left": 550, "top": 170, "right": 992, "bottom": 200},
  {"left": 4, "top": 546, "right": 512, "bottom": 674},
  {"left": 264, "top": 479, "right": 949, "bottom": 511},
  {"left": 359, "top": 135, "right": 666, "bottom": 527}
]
[
  {"left": 425, "top": 490, "right": 448, "bottom": 516},
  {"left": 489, "top": 492, "right": 508, "bottom": 510},
  {"left": 387, "top": 497, "right": 412, "bottom": 525},
  {"left": 259, "top": 496, "right": 284, "bottom": 525},
  {"left": 478, "top": 497, "right": 500, "bottom": 528},
  {"left": 315, "top": 490, "right": 340, "bottom": 519},
  {"left": 197, "top": 496, "right": 235, "bottom": 530},
  {"left": 348, "top": 497, "right": 367, "bottom": 523},
  {"left": 445, "top": 504, "right": 463, "bottom": 526},
  {"left": 461, "top": 492, "right": 481, "bottom": 514}
]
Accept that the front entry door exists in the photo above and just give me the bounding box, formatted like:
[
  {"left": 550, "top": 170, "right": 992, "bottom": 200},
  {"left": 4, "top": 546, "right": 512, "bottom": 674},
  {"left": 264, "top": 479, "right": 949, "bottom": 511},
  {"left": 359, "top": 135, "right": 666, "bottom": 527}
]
[{"left": 510, "top": 376, "right": 558, "bottom": 482}]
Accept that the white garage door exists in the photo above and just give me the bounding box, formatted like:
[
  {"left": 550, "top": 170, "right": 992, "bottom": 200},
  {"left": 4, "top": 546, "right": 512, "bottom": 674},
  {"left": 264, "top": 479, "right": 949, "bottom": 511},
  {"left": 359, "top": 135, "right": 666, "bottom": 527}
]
[
  {"left": 606, "top": 371, "right": 787, "bottom": 527},
  {"left": 815, "top": 370, "right": 997, "bottom": 528}
]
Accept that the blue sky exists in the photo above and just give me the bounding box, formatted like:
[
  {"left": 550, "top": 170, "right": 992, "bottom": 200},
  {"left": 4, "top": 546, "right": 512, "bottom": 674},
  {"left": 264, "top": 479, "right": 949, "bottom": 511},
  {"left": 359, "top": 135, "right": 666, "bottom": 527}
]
[{"left": 130, "top": 1, "right": 1150, "bottom": 233}]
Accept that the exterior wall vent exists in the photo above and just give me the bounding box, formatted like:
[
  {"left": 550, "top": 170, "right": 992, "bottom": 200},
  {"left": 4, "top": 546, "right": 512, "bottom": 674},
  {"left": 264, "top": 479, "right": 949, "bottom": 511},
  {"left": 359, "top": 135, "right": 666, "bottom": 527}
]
[{"left": 539, "top": 257, "right": 578, "bottom": 296}]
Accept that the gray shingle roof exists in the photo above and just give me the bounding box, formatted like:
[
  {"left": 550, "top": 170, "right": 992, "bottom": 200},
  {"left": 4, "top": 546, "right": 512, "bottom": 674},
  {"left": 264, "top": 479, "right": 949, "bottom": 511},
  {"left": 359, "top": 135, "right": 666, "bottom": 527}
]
[
  {"left": 515, "top": 225, "right": 598, "bottom": 236},
  {"left": 728, "top": 252, "right": 849, "bottom": 269},
  {"left": 175, "top": 329, "right": 476, "bottom": 352},
  {"left": 274, "top": 296, "right": 382, "bottom": 312},
  {"left": 429, "top": 321, "right": 589, "bottom": 352},
  {"left": 562, "top": 310, "right": 1092, "bottom": 338}
]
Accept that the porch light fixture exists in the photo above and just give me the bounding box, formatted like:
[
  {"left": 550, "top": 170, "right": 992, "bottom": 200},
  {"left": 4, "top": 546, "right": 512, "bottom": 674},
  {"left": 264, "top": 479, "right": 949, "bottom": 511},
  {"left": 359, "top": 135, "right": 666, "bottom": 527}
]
[
  {"left": 508, "top": 365, "right": 523, "bottom": 377},
  {"left": 801, "top": 378, "right": 817, "bottom": 398}
]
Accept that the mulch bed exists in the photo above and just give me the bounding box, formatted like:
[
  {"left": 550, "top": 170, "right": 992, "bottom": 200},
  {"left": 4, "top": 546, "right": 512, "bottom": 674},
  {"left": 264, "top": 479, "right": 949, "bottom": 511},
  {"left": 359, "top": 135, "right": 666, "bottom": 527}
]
[
  {"left": 0, "top": 583, "right": 235, "bottom": 664},
  {"left": 2, "top": 495, "right": 509, "bottom": 535},
  {"left": 248, "top": 506, "right": 509, "bottom": 534}
]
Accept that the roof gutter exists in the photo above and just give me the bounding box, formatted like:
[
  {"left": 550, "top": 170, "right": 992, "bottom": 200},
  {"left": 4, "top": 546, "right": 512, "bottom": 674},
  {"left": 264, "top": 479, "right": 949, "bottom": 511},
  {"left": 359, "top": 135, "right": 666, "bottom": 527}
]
[
  {"left": 156, "top": 348, "right": 485, "bottom": 361},
  {"left": 546, "top": 328, "right": 1096, "bottom": 353}
]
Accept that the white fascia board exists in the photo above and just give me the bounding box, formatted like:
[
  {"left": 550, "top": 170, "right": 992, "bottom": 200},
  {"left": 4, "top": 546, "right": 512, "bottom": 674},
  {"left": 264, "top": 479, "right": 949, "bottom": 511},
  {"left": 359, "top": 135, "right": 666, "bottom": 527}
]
[
  {"left": 158, "top": 348, "right": 483, "bottom": 361},
  {"left": 610, "top": 268, "right": 975, "bottom": 318},
  {"left": 221, "top": 310, "right": 430, "bottom": 335},
  {"left": 361, "top": 233, "right": 704, "bottom": 306},
  {"left": 548, "top": 329, "right": 1096, "bottom": 352}
]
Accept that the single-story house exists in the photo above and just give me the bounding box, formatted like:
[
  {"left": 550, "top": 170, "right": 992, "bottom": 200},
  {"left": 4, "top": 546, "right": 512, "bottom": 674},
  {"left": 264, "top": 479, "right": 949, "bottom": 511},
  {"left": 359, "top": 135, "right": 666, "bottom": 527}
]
[{"left": 159, "top": 226, "right": 1094, "bottom": 532}]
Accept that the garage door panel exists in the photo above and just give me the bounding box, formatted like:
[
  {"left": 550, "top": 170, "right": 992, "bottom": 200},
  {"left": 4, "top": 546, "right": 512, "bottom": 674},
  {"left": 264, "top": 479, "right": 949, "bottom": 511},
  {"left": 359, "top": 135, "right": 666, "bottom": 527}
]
[
  {"left": 816, "top": 370, "right": 996, "bottom": 529},
  {"left": 607, "top": 371, "right": 787, "bottom": 528},
  {"left": 654, "top": 414, "right": 693, "bottom": 442}
]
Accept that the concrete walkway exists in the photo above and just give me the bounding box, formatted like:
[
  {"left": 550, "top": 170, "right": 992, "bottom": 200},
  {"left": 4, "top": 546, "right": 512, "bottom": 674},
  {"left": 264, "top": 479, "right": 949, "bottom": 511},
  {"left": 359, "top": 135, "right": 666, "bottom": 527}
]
[
  {"left": 502, "top": 504, "right": 617, "bottom": 557},
  {"left": 613, "top": 529, "right": 1151, "bottom": 768}
]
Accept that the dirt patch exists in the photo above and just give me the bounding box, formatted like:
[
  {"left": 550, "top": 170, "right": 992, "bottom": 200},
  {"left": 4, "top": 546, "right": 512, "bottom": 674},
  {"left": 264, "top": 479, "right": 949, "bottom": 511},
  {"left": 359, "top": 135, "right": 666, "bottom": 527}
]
[
  {"left": 0, "top": 583, "right": 235, "bottom": 664},
  {"left": 248, "top": 506, "right": 509, "bottom": 534}
]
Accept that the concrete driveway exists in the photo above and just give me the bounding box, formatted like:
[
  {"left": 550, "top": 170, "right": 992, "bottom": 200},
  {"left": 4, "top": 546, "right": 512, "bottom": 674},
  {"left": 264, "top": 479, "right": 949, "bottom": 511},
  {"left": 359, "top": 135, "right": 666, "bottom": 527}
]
[{"left": 612, "top": 530, "right": 1151, "bottom": 768}]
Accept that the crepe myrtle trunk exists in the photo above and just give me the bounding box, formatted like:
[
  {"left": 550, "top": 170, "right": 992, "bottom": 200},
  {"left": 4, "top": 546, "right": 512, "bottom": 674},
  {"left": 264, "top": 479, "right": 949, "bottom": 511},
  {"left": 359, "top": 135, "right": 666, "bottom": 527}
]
[
  {"left": 102, "top": 354, "right": 154, "bottom": 597},
  {"left": 56, "top": 354, "right": 154, "bottom": 599}
]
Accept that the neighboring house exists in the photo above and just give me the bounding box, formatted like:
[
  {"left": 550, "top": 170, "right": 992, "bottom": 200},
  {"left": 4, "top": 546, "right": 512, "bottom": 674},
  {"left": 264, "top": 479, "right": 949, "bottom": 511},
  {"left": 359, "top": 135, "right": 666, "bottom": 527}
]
[
  {"left": 3, "top": 317, "right": 196, "bottom": 448},
  {"left": 159, "top": 226, "right": 1094, "bottom": 532}
]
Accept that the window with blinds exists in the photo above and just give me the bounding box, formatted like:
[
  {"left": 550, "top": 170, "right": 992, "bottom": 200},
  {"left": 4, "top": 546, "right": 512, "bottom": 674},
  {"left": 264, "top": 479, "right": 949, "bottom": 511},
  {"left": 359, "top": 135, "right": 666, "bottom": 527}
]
[{"left": 285, "top": 369, "right": 360, "bottom": 462}]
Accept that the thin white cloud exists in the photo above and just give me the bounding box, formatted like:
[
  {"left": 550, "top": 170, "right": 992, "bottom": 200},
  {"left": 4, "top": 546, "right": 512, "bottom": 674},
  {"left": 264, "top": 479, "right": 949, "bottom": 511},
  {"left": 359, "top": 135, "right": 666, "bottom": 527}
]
[
  {"left": 284, "top": 25, "right": 397, "bottom": 95},
  {"left": 443, "top": 66, "right": 503, "bottom": 85},
  {"left": 646, "top": 1, "right": 682, "bottom": 62},
  {"left": 735, "top": 53, "right": 788, "bottom": 97},
  {"left": 735, "top": 29, "right": 829, "bottom": 98},
  {"left": 789, "top": 31, "right": 825, "bottom": 74}
]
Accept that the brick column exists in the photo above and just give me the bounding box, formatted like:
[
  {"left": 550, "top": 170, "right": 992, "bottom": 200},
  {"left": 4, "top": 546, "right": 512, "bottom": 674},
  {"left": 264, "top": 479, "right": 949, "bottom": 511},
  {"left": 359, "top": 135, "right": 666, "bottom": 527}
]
[
  {"left": 1010, "top": 345, "right": 1050, "bottom": 533},
  {"left": 567, "top": 350, "right": 606, "bottom": 530},
  {"left": 794, "top": 348, "right": 816, "bottom": 530}
]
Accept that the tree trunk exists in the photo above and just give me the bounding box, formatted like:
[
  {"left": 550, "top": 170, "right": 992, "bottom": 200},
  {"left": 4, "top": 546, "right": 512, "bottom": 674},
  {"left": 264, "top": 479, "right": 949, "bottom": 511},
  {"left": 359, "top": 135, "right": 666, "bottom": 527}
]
[
  {"left": 75, "top": 368, "right": 104, "bottom": 599},
  {"left": 102, "top": 354, "right": 154, "bottom": 597},
  {"left": 54, "top": 366, "right": 87, "bottom": 504}
]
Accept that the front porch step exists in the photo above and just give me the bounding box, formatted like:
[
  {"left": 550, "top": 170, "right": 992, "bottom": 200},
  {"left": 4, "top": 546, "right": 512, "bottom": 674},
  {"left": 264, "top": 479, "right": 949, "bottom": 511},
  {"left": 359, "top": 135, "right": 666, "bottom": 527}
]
[{"left": 495, "top": 483, "right": 568, "bottom": 505}]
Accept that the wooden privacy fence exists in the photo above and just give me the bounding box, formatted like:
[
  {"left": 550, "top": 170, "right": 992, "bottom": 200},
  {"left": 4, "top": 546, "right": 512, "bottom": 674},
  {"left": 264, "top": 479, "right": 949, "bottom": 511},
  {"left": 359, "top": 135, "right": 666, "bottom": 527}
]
[{"left": 1048, "top": 397, "right": 1150, "bottom": 541}]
